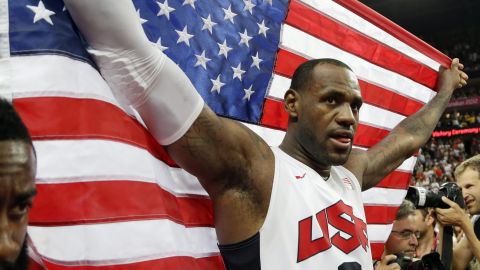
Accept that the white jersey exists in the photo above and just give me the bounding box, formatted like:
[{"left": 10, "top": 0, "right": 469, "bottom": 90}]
[{"left": 259, "top": 147, "right": 373, "bottom": 270}]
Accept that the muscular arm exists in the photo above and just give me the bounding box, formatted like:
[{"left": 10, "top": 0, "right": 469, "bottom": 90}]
[
  {"left": 64, "top": 0, "right": 275, "bottom": 243},
  {"left": 345, "top": 60, "right": 468, "bottom": 190},
  {"left": 166, "top": 106, "right": 273, "bottom": 199}
]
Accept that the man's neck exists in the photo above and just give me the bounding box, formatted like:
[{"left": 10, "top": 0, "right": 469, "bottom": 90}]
[
  {"left": 278, "top": 142, "right": 331, "bottom": 179},
  {"left": 416, "top": 229, "right": 436, "bottom": 257}
]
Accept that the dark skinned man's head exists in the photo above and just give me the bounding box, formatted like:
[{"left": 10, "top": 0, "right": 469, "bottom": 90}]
[
  {"left": 284, "top": 59, "right": 362, "bottom": 166},
  {"left": 0, "top": 98, "right": 36, "bottom": 270}
]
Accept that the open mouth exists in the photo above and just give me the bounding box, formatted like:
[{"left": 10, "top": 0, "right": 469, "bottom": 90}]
[{"left": 330, "top": 131, "right": 353, "bottom": 150}]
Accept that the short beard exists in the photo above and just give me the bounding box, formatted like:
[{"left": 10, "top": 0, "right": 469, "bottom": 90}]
[{"left": 0, "top": 241, "right": 29, "bottom": 270}]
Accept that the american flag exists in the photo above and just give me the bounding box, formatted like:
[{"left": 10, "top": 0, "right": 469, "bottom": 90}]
[{"left": 2, "top": 0, "right": 451, "bottom": 268}]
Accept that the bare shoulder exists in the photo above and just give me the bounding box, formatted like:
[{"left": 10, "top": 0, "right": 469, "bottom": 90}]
[
  {"left": 168, "top": 108, "right": 274, "bottom": 196},
  {"left": 343, "top": 148, "right": 368, "bottom": 184},
  {"left": 216, "top": 119, "right": 275, "bottom": 205},
  {"left": 167, "top": 109, "right": 276, "bottom": 243}
]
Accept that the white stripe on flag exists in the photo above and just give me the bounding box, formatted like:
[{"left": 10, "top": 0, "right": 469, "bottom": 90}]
[
  {"left": 28, "top": 220, "right": 219, "bottom": 264},
  {"left": 4, "top": 55, "right": 123, "bottom": 107},
  {"left": 367, "top": 224, "right": 393, "bottom": 242},
  {"left": 362, "top": 188, "right": 407, "bottom": 206},
  {"left": 359, "top": 103, "right": 405, "bottom": 130},
  {"left": 301, "top": 0, "right": 440, "bottom": 70},
  {"left": 0, "top": 0, "right": 9, "bottom": 58},
  {"left": 280, "top": 24, "right": 436, "bottom": 103},
  {"left": 242, "top": 122, "right": 286, "bottom": 146},
  {"left": 33, "top": 140, "right": 207, "bottom": 197},
  {"left": 397, "top": 156, "right": 417, "bottom": 172}
]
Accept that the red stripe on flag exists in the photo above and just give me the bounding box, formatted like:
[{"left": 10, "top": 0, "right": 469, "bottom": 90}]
[
  {"left": 358, "top": 81, "right": 424, "bottom": 116},
  {"left": 370, "top": 243, "right": 385, "bottom": 260},
  {"left": 274, "top": 49, "right": 424, "bottom": 116},
  {"left": 332, "top": 0, "right": 451, "bottom": 69},
  {"left": 29, "top": 259, "right": 47, "bottom": 270},
  {"left": 364, "top": 205, "right": 399, "bottom": 224},
  {"left": 41, "top": 255, "right": 224, "bottom": 270},
  {"left": 274, "top": 49, "right": 306, "bottom": 78},
  {"left": 30, "top": 181, "right": 214, "bottom": 227},
  {"left": 286, "top": 0, "right": 438, "bottom": 89},
  {"left": 376, "top": 171, "right": 411, "bottom": 189},
  {"left": 13, "top": 97, "right": 177, "bottom": 167},
  {"left": 353, "top": 124, "right": 390, "bottom": 148},
  {"left": 260, "top": 98, "right": 289, "bottom": 130}
]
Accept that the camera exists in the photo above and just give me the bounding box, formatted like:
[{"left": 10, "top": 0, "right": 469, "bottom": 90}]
[
  {"left": 393, "top": 253, "right": 415, "bottom": 269},
  {"left": 390, "top": 253, "right": 445, "bottom": 270},
  {"left": 404, "top": 182, "right": 465, "bottom": 209}
]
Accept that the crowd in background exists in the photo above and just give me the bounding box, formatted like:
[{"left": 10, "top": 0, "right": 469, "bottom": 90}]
[
  {"left": 426, "top": 27, "right": 480, "bottom": 75},
  {"left": 437, "top": 110, "right": 480, "bottom": 130},
  {"left": 451, "top": 85, "right": 480, "bottom": 100},
  {"left": 412, "top": 136, "right": 480, "bottom": 190},
  {"left": 411, "top": 27, "right": 480, "bottom": 192},
  {"left": 441, "top": 39, "right": 480, "bottom": 74}
]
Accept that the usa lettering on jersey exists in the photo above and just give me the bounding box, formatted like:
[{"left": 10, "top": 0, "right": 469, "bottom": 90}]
[{"left": 297, "top": 200, "right": 369, "bottom": 262}]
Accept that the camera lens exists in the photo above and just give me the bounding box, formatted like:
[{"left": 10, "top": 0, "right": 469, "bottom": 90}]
[
  {"left": 405, "top": 183, "right": 464, "bottom": 209},
  {"left": 405, "top": 187, "right": 443, "bottom": 208}
]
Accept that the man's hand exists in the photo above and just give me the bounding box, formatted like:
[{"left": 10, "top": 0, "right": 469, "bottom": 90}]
[
  {"left": 436, "top": 58, "right": 468, "bottom": 92},
  {"left": 435, "top": 196, "right": 469, "bottom": 228},
  {"left": 374, "top": 255, "right": 401, "bottom": 270}
]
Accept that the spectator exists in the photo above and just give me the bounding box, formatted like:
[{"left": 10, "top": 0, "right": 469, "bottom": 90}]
[
  {"left": 0, "top": 99, "right": 37, "bottom": 270},
  {"left": 384, "top": 200, "right": 419, "bottom": 259},
  {"left": 374, "top": 200, "right": 419, "bottom": 269},
  {"left": 413, "top": 208, "right": 437, "bottom": 258},
  {"left": 435, "top": 155, "right": 480, "bottom": 270}
]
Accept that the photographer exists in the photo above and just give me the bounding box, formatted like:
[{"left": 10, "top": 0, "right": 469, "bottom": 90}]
[
  {"left": 413, "top": 208, "right": 438, "bottom": 258},
  {"left": 375, "top": 200, "right": 419, "bottom": 270},
  {"left": 376, "top": 200, "right": 445, "bottom": 270},
  {"left": 435, "top": 155, "right": 480, "bottom": 270}
]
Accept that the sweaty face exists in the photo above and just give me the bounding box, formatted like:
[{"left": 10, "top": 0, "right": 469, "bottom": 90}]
[
  {"left": 457, "top": 168, "right": 480, "bottom": 214},
  {"left": 297, "top": 64, "right": 362, "bottom": 166},
  {"left": 0, "top": 141, "right": 36, "bottom": 267},
  {"left": 384, "top": 214, "right": 418, "bottom": 258}
]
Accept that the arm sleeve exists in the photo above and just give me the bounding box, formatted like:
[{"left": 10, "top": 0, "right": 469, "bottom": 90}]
[{"left": 64, "top": 0, "right": 204, "bottom": 145}]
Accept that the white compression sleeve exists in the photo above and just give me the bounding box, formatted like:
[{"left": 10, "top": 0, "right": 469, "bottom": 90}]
[{"left": 64, "top": 0, "right": 204, "bottom": 145}]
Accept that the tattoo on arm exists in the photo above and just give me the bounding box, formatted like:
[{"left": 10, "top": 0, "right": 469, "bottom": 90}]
[
  {"left": 364, "top": 89, "right": 453, "bottom": 188},
  {"left": 180, "top": 112, "right": 270, "bottom": 163},
  {"left": 239, "top": 123, "right": 270, "bottom": 161},
  {"left": 399, "top": 90, "right": 451, "bottom": 139},
  {"left": 181, "top": 112, "right": 224, "bottom": 157}
]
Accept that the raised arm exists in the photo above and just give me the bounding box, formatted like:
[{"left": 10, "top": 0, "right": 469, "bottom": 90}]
[
  {"left": 345, "top": 59, "right": 468, "bottom": 190},
  {"left": 64, "top": 0, "right": 274, "bottom": 243}
]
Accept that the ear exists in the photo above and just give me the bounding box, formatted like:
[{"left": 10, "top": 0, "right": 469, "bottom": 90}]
[
  {"left": 426, "top": 210, "right": 435, "bottom": 226},
  {"left": 284, "top": 89, "right": 300, "bottom": 119}
]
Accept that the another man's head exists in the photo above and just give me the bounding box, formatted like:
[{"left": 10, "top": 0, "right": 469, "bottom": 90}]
[
  {"left": 412, "top": 208, "right": 436, "bottom": 257},
  {"left": 384, "top": 200, "right": 419, "bottom": 258},
  {"left": 0, "top": 99, "right": 36, "bottom": 270},
  {"left": 454, "top": 155, "right": 480, "bottom": 214},
  {"left": 284, "top": 59, "right": 362, "bottom": 166},
  {"left": 413, "top": 208, "right": 435, "bottom": 239}
]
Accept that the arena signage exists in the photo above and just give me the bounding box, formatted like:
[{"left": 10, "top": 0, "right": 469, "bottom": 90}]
[
  {"left": 447, "top": 97, "right": 480, "bottom": 108},
  {"left": 432, "top": 127, "right": 480, "bottom": 137}
]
